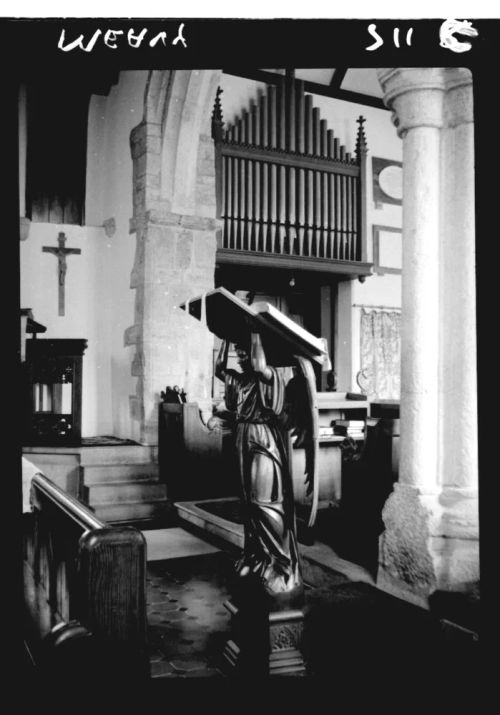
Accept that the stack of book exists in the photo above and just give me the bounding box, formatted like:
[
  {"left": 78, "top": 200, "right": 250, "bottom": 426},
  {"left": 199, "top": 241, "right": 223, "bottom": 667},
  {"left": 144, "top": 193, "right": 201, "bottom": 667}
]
[
  {"left": 319, "top": 425, "right": 335, "bottom": 437},
  {"left": 332, "top": 419, "right": 365, "bottom": 439}
]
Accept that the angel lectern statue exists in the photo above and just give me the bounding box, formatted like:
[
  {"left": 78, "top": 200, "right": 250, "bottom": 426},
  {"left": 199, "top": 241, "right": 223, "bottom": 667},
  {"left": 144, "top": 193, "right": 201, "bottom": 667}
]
[
  {"left": 181, "top": 287, "right": 329, "bottom": 607},
  {"left": 215, "top": 330, "right": 302, "bottom": 599}
]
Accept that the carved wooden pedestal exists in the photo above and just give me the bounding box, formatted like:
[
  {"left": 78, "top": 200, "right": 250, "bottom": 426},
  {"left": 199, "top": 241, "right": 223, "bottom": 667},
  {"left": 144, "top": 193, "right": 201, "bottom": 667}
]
[{"left": 223, "top": 599, "right": 306, "bottom": 676}]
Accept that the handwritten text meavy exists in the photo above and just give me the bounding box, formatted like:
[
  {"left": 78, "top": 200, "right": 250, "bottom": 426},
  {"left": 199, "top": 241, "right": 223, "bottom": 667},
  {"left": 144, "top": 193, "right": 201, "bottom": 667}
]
[{"left": 58, "top": 23, "right": 187, "bottom": 52}]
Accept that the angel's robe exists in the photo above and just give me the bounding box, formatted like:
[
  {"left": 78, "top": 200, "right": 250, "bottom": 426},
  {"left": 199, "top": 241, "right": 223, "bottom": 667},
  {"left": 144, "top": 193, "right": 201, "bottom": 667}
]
[{"left": 224, "top": 366, "right": 302, "bottom": 597}]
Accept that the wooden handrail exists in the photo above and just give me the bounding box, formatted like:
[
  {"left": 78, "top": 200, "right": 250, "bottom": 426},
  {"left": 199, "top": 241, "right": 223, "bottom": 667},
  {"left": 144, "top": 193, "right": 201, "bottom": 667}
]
[
  {"left": 25, "top": 474, "right": 148, "bottom": 678},
  {"left": 31, "top": 472, "right": 105, "bottom": 531}
]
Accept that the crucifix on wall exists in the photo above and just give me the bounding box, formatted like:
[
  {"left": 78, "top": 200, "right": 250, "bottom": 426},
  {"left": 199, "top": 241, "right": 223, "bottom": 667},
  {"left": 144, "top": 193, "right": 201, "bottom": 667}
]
[{"left": 42, "top": 233, "right": 81, "bottom": 316}]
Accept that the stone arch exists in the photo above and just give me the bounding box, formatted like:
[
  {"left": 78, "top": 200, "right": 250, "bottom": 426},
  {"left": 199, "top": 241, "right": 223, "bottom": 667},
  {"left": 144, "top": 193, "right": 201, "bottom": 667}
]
[
  {"left": 160, "top": 70, "right": 222, "bottom": 215},
  {"left": 127, "top": 69, "right": 223, "bottom": 444}
]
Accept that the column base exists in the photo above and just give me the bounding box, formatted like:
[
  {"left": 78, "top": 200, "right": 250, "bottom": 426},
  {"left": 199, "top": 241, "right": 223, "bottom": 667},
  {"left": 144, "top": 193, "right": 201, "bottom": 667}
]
[{"left": 377, "top": 484, "right": 479, "bottom": 608}]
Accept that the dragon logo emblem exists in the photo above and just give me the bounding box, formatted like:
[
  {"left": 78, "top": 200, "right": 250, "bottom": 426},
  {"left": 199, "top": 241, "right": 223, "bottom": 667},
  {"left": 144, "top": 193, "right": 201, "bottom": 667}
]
[{"left": 439, "top": 19, "right": 478, "bottom": 53}]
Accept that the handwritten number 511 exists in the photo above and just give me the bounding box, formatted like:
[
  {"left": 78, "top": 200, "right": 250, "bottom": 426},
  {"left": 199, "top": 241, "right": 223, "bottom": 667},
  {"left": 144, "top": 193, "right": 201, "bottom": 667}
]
[
  {"left": 366, "top": 20, "right": 478, "bottom": 53},
  {"left": 366, "top": 24, "right": 413, "bottom": 51}
]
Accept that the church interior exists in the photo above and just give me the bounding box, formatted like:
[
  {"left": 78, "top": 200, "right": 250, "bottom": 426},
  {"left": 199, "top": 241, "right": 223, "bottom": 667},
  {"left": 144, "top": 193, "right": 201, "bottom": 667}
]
[{"left": 18, "top": 64, "right": 480, "bottom": 683}]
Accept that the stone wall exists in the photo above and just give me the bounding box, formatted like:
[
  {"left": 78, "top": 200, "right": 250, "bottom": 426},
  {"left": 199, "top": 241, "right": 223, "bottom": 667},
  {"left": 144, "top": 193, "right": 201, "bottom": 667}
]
[{"left": 127, "top": 70, "right": 222, "bottom": 444}]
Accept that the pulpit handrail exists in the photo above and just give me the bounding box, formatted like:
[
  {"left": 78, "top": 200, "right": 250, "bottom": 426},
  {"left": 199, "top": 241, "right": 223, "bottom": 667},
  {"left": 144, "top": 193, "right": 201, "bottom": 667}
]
[{"left": 31, "top": 472, "right": 105, "bottom": 531}]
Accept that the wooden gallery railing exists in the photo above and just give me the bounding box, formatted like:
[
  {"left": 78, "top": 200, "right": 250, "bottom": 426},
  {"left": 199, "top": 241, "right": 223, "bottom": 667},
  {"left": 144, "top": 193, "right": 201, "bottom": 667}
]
[
  {"left": 212, "top": 77, "right": 370, "bottom": 276},
  {"left": 24, "top": 473, "right": 148, "bottom": 681}
]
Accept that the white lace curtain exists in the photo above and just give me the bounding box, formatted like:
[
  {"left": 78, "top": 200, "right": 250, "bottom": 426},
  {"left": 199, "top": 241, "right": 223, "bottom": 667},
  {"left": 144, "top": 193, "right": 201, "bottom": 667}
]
[{"left": 358, "top": 308, "right": 401, "bottom": 400}]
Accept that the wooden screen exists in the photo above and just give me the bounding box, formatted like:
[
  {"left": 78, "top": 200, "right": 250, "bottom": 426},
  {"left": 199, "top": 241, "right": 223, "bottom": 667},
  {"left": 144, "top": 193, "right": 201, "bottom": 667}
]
[
  {"left": 212, "top": 76, "right": 368, "bottom": 265},
  {"left": 26, "top": 81, "right": 89, "bottom": 226}
]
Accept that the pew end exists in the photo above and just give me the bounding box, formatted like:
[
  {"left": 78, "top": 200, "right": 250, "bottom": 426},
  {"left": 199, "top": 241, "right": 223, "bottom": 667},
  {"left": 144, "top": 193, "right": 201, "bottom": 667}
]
[{"left": 24, "top": 474, "right": 149, "bottom": 685}]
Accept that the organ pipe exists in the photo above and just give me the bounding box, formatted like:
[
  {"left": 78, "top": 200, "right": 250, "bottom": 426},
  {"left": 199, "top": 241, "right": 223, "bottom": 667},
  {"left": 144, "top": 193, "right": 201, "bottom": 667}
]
[{"left": 214, "top": 77, "right": 365, "bottom": 261}]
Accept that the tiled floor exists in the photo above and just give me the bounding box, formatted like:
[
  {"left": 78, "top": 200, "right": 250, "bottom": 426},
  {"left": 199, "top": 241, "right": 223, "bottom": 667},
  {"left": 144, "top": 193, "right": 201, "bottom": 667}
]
[
  {"left": 143, "top": 526, "right": 479, "bottom": 681},
  {"left": 146, "top": 552, "right": 234, "bottom": 678},
  {"left": 143, "top": 527, "right": 219, "bottom": 562}
]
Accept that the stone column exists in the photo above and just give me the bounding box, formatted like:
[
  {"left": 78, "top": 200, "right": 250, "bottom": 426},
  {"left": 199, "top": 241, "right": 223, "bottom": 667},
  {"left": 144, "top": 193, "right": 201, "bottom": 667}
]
[
  {"left": 437, "top": 68, "right": 478, "bottom": 591},
  {"left": 376, "top": 68, "right": 478, "bottom": 607}
]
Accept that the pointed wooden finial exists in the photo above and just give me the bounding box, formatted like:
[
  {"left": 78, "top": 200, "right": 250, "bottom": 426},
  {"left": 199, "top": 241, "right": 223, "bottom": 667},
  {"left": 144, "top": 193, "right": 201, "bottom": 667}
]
[
  {"left": 355, "top": 115, "right": 368, "bottom": 162},
  {"left": 211, "top": 86, "right": 224, "bottom": 142}
]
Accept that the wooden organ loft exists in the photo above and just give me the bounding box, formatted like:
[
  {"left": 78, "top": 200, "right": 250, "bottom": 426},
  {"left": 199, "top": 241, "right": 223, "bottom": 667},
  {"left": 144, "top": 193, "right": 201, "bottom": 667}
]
[{"left": 211, "top": 74, "right": 372, "bottom": 280}]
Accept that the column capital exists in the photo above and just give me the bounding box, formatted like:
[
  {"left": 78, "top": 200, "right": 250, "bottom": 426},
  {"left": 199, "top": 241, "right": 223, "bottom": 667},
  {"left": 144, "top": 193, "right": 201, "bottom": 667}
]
[
  {"left": 444, "top": 67, "right": 474, "bottom": 128},
  {"left": 377, "top": 67, "right": 447, "bottom": 138}
]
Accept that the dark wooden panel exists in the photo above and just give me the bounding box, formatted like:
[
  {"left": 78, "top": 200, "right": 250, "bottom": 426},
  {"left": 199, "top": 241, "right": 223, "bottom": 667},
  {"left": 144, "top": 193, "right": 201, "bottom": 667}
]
[
  {"left": 217, "top": 248, "right": 373, "bottom": 278},
  {"left": 158, "top": 402, "right": 237, "bottom": 501},
  {"left": 25, "top": 81, "right": 88, "bottom": 226},
  {"left": 79, "top": 527, "right": 147, "bottom": 647}
]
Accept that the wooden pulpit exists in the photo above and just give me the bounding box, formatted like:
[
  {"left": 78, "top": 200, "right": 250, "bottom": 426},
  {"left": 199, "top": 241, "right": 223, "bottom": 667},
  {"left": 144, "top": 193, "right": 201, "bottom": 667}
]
[{"left": 24, "top": 338, "right": 87, "bottom": 447}]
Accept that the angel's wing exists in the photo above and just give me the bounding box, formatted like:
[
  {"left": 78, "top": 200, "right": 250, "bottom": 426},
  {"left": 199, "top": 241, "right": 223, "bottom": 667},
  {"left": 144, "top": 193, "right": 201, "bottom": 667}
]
[{"left": 282, "top": 355, "right": 320, "bottom": 529}]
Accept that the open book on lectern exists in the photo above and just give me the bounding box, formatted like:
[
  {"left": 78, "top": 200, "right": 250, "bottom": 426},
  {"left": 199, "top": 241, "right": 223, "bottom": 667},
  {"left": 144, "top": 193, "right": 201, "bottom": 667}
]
[{"left": 179, "top": 286, "right": 330, "bottom": 369}]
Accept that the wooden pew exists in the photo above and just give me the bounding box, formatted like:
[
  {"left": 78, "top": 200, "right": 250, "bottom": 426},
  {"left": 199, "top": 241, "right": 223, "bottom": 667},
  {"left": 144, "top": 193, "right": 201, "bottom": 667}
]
[
  {"left": 159, "top": 394, "right": 370, "bottom": 517},
  {"left": 332, "top": 417, "right": 400, "bottom": 575},
  {"left": 290, "top": 392, "right": 369, "bottom": 522},
  {"left": 24, "top": 473, "right": 148, "bottom": 684},
  {"left": 159, "top": 401, "right": 238, "bottom": 501},
  {"left": 370, "top": 400, "right": 400, "bottom": 479}
]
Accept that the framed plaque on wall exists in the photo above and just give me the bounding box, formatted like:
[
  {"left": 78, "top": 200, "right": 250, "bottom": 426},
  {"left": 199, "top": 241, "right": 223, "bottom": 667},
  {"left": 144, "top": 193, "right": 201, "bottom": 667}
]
[
  {"left": 373, "top": 225, "right": 402, "bottom": 275},
  {"left": 372, "top": 157, "right": 403, "bottom": 206}
]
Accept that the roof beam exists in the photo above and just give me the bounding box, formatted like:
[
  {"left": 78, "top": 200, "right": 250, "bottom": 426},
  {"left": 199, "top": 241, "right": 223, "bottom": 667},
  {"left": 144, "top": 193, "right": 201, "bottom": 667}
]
[
  {"left": 223, "top": 68, "right": 387, "bottom": 111},
  {"left": 304, "top": 79, "right": 386, "bottom": 110},
  {"left": 330, "top": 67, "right": 347, "bottom": 89}
]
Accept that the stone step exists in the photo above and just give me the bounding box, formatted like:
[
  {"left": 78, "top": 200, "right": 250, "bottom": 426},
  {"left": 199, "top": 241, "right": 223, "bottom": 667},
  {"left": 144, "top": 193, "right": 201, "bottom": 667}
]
[
  {"left": 78, "top": 445, "right": 157, "bottom": 466},
  {"left": 24, "top": 452, "right": 80, "bottom": 467},
  {"left": 94, "top": 500, "right": 168, "bottom": 524},
  {"left": 88, "top": 479, "right": 167, "bottom": 505},
  {"left": 25, "top": 444, "right": 157, "bottom": 466},
  {"left": 175, "top": 500, "right": 243, "bottom": 548},
  {"left": 83, "top": 463, "right": 159, "bottom": 485},
  {"left": 174, "top": 499, "right": 375, "bottom": 589}
]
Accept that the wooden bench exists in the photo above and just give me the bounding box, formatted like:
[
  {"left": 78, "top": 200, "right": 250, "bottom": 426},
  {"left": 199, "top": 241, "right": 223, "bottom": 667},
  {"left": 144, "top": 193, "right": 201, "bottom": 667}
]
[{"left": 23, "top": 473, "right": 148, "bottom": 684}]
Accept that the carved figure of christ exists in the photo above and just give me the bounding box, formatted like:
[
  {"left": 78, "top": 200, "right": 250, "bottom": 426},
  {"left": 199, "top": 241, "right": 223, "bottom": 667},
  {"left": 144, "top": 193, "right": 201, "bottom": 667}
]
[{"left": 42, "top": 233, "right": 81, "bottom": 316}]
